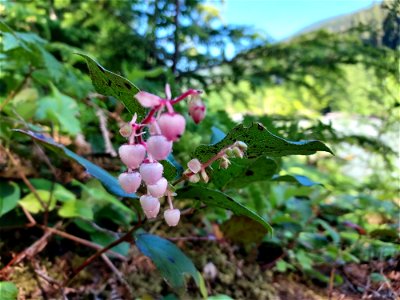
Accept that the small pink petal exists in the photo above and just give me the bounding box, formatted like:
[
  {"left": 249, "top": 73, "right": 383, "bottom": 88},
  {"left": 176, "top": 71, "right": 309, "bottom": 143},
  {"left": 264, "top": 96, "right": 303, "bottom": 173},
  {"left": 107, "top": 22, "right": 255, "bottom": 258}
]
[
  {"left": 187, "top": 158, "right": 202, "bottom": 174},
  {"left": 135, "top": 91, "right": 162, "bottom": 108}
]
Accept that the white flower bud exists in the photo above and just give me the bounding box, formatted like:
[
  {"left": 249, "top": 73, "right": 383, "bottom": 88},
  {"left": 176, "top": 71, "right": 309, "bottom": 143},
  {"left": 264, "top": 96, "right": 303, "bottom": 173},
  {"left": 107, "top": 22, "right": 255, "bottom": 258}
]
[{"left": 164, "top": 209, "right": 180, "bottom": 226}]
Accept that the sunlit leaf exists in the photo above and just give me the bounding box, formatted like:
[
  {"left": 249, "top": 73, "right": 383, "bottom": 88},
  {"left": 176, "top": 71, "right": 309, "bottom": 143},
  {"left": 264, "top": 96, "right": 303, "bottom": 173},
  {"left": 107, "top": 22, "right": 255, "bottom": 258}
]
[
  {"left": 0, "top": 281, "right": 18, "bottom": 300},
  {"left": 58, "top": 199, "right": 93, "bottom": 220},
  {"left": 19, "top": 190, "right": 56, "bottom": 213}
]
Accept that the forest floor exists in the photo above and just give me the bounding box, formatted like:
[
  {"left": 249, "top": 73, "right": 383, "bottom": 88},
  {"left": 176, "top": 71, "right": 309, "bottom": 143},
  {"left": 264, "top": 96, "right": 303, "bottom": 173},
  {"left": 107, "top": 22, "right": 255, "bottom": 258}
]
[{"left": 1, "top": 221, "right": 399, "bottom": 300}]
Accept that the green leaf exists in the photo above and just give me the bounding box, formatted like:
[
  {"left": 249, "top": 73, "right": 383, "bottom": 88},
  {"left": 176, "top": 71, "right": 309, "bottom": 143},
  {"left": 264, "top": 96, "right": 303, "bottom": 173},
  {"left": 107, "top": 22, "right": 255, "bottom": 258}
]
[
  {"left": 19, "top": 190, "right": 56, "bottom": 214},
  {"left": 14, "top": 129, "right": 137, "bottom": 199},
  {"left": 369, "top": 228, "right": 399, "bottom": 243},
  {"left": 193, "top": 122, "right": 333, "bottom": 163},
  {"left": 0, "top": 282, "right": 18, "bottom": 300},
  {"left": 160, "top": 159, "right": 179, "bottom": 182},
  {"left": 77, "top": 180, "right": 135, "bottom": 224},
  {"left": 0, "top": 21, "right": 32, "bottom": 52},
  {"left": 211, "top": 156, "right": 278, "bottom": 189},
  {"left": 0, "top": 182, "right": 20, "bottom": 217},
  {"left": 58, "top": 200, "right": 93, "bottom": 220},
  {"left": 136, "top": 233, "right": 206, "bottom": 295},
  {"left": 36, "top": 85, "right": 81, "bottom": 136},
  {"left": 272, "top": 174, "right": 322, "bottom": 187},
  {"left": 176, "top": 186, "right": 272, "bottom": 232},
  {"left": 77, "top": 54, "right": 145, "bottom": 119},
  {"left": 30, "top": 178, "right": 76, "bottom": 202},
  {"left": 221, "top": 216, "right": 267, "bottom": 244}
]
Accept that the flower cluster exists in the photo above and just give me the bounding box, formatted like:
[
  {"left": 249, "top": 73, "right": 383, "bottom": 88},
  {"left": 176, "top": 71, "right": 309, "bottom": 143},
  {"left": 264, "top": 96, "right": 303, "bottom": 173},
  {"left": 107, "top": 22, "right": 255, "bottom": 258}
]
[{"left": 118, "top": 84, "right": 205, "bottom": 226}]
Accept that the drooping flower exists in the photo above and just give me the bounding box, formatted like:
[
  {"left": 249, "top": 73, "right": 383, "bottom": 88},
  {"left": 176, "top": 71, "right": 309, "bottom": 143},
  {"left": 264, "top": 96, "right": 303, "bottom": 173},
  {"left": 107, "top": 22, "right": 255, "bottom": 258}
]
[
  {"left": 188, "top": 95, "right": 206, "bottom": 124},
  {"left": 118, "top": 144, "right": 146, "bottom": 169}
]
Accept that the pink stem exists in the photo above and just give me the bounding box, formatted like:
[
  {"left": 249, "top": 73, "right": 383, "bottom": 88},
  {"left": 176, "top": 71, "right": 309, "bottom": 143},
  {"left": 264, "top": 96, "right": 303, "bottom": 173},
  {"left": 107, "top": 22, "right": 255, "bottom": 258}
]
[{"left": 170, "top": 89, "right": 202, "bottom": 105}]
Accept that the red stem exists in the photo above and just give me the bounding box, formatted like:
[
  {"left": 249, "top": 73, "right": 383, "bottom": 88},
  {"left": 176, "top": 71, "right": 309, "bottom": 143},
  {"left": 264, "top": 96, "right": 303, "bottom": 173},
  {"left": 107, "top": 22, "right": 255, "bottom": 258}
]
[{"left": 170, "top": 89, "right": 202, "bottom": 105}]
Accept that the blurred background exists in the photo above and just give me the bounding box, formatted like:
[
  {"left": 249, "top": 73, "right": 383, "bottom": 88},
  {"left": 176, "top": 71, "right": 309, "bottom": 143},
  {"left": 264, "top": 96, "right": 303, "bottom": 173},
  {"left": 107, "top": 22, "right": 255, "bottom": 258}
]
[{"left": 0, "top": 0, "right": 399, "bottom": 299}]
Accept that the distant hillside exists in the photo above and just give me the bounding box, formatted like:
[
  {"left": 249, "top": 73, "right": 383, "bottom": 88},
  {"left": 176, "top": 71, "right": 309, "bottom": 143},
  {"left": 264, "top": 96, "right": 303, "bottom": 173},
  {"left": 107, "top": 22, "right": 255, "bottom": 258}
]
[{"left": 292, "top": 2, "right": 386, "bottom": 36}]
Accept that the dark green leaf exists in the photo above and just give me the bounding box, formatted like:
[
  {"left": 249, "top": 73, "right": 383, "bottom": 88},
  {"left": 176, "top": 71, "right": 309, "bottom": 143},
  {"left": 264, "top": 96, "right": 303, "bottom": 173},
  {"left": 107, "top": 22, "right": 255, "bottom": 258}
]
[
  {"left": 221, "top": 216, "right": 267, "bottom": 244},
  {"left": 369, "top": 228, "right": 399, "bottom": 243},
  {"left": 160, "top": 155, "right": 181, "bottom": 182},
  {"left": 135, "top": 233, "right": 206, "bottom": 294},
  {"left": 0, "top": 182, "right": 20, "bottom": 217},
  {"left": 14, "top": 130, "right": 136, "bottom": 199},
  {"left": 272, "top": 174, "right": 322, "bottom": 187},
  {"left": 91, "top": 231, "right": 129, "bottom": 257},
  {"left": 193, "top": 122, "right": 333, "bottom": 163},
  {"left": 176, "top": 186, "right": 272, "bottom": 232},
  {"left": 211, "top": 156, "right": 278, "bottom": 189},
  {"left": 77, "top": 54, "right": 145, "bottom": 119}
]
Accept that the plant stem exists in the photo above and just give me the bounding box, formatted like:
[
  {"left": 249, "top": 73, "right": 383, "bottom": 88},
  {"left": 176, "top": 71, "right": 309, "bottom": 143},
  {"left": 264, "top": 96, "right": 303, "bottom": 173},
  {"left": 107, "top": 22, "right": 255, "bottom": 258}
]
[
  {"left": 63, "top": 211, "right": 142, "bottom": 286},
  {"left": 170, "top": 89, "right": 202, "bottom": 105}
]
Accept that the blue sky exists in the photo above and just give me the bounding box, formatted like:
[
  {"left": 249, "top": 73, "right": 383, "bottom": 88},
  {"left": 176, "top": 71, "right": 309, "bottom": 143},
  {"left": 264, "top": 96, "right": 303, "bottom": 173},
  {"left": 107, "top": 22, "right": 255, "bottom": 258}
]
[{"left": 217, "top": 0, "right": 381, "bottom": 41}]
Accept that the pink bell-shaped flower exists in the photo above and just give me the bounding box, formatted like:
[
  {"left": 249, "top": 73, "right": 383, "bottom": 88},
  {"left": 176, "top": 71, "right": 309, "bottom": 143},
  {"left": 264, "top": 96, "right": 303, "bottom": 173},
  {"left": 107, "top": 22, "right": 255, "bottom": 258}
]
[
  {"left": 146, "top": 135, "right": 172, "bottom": 161},
  {"left": 140, "top": 195, "right": 160, "bottom": 219},
  {"left": 118, "top": 144, "right": 146, "bottom": 169},
  {"left": 164, "top": 209, "right": 180, "bottom": 226},
  {"left": 139, "top": 161, "right": 163, "bottom": 185},
  {"left": 188, "top": 95, "right": 206, "bottom": 124},
  {"left": 147, "top": 177, "right": 168, "bottom": 198},
  {"left": 134, "top": 91, "right": 162, "bottom": 108},
  {"left": 158, "top": 113, "right": 186, "bottom": 141},
  {"left": 118, "top": 172, "right": 141, "bottom": 193},
  {"left": 144, "top": 201, "right": 160, "bottom": 219}
]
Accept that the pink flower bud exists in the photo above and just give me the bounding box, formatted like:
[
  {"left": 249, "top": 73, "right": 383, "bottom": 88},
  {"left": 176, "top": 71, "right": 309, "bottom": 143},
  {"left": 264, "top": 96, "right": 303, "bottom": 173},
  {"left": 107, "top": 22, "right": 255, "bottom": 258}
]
[
  {"left": 140, "top": 195, "right": 160, "bottom": 211},
  {"left": 118, "top": 144, "right": 146, "bottom": 169},
  {"left": 146, "top": 135, "right": 172, "bottom": 161},
  {"left": 144, "top": 201, "right": 160, "bottom": 219},
  {"left": 147, "top": 177, "right": 168, "bottom": 198},
  {"left": 158, "top": 113, "right": 186, "bottom": 141},
  {"left": 164, "top": 209, "right": 180, "bottom": 226},
  {"left": 139, "top": 161, "right": 163, "bottom": 185},
  {"left": 188, "top": 95, "right": 206, "bottom": 124},
  {"left": 118, "top": 172, "right": 141, "bottom": 193},
  {"left": 135, "top": 91, "right": 162, "bottom": 108},
  {"left": 187, "top": 158, "right": 202, "bottom": 174}
]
